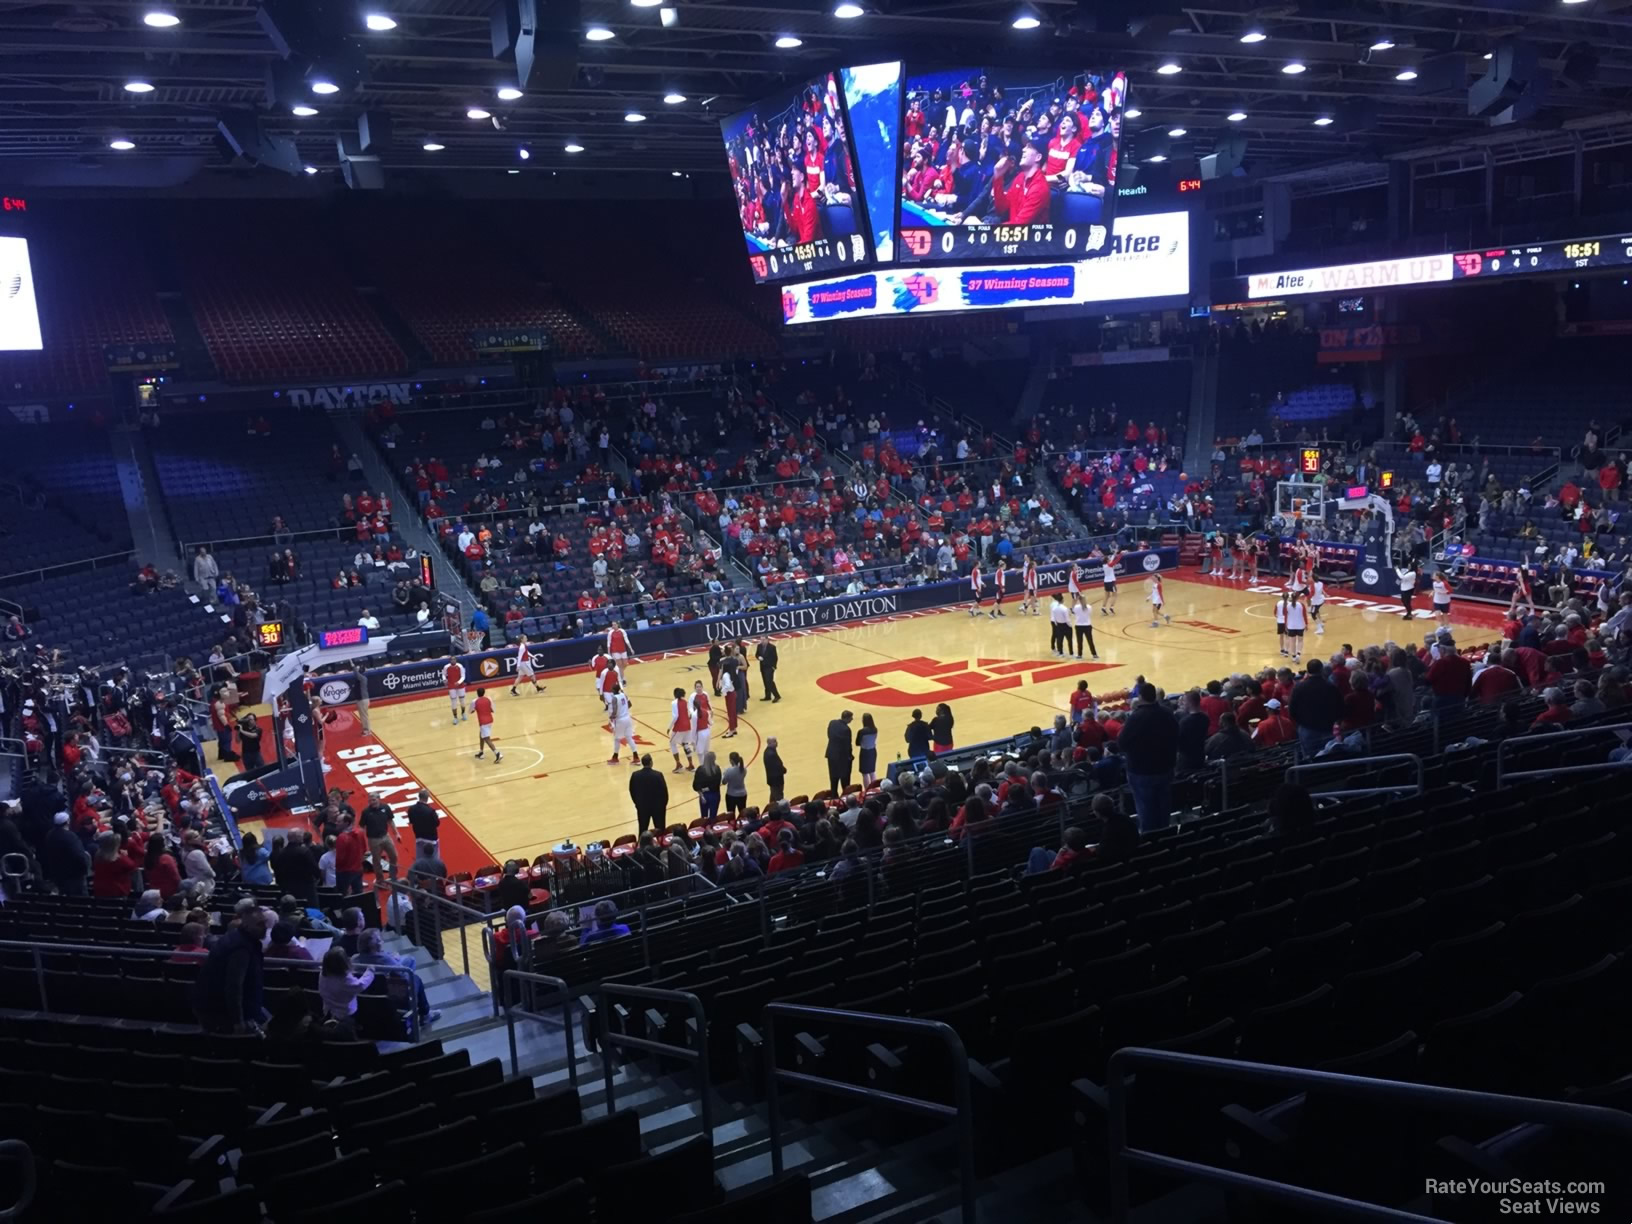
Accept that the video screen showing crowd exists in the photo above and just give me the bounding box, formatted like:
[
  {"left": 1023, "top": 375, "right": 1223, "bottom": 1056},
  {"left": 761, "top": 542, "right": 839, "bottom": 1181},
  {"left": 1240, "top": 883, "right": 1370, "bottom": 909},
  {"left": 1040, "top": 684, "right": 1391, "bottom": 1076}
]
[
  {"left": 721, "top": 71, "right": 871, "bottom": 285},
  {"left": 898, "top": 67, "right": 1129, "bottom": 264}
]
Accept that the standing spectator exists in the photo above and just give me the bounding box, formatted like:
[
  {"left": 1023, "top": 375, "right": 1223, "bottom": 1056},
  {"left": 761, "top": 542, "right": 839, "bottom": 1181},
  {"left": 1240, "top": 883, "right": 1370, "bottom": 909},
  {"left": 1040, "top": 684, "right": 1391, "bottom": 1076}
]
[
  {"left": 1289, "top": 660, "right": 1342, "bottom": 757},
  {"left": 42, "top": 811, "right": 89, "bottom": 895},
  {"left": 359, "top": 791, "right": 398, "bottom": 882},
  {"left": 91, "top": 830, "right": 140, "bottom": 899},
  {"left": 722, "top": 751, "right": 749, "bottom": 817},
  {"left": 1251, "top": 698, "right": 1296, "bottom": 748},
  {"left": 856, "top": 714, "right": 880, "bottom": 787},
  {"left": 272, "top": 831, "right": 321, "bottom": 906},
  {"left": 930, "top": 703, "right": 956, "bottom": 753},
  {"left": 333, "top": 816, "right": 367, "bottom": 895},
  {"left": 1176, "top": 689, "right": 1210, "bottom": 771},
  {"left": 629, "top": 754, "right": 669, "bottom": 836},
  {"left": 826, "top": 710, "right": 856, "bottom": 794},
  {"left": 1204, "top": 712, "right": 1253, "bottom": 760},
  {"left": 191, "top": 906, "right": 267, "bottom": 1034},
  {"left": 192, "top": 546, "right": 219, "bottom": 589},
  {"left": 239, "top": 832, "right": 273, "bottom": 886},
  {"left": 764, "top": 737, "right": 787, "bottom": 804},
  {"left": 237, "top": 712, "right": 264, "bottom": 772},
  {"left": 693, "top": 751, "right": 723, "bottom": 823},
  {"left": 406, "top": 789, "right": 440, "bottom": 848},
  {"left": 1117, "top": 684, "right": 1179, "bottom": 832},
  {"left": 904, "top": 709, "right": 933, "bottom": 761},
  {"left": 1426, "top": 635, "right": 1473, "bottom": 710},
  {"left": 180, "top": 829, "right": 216, "bottom": 887}
]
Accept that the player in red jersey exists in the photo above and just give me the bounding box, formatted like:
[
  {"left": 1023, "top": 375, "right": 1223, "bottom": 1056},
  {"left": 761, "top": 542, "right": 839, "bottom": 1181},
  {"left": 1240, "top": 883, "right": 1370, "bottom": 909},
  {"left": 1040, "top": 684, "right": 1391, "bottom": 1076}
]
[
  {"left": 690, "top": 681, "right": 713, "bottom": 763},
  {"left": 668, "top": 686, "right": 696, "bottom": 772},
  {"left": 990, "top": 559, "right": 1008, "bottom": 618},
  {"left": 443, "top": 657, "right": 467, "bottom": 723},
  {"left": 471, "top": 688, "right": 502, "bottom": 763},
  {"left": 1146, "top": 572, "right": 1171, "bottom": 627}
]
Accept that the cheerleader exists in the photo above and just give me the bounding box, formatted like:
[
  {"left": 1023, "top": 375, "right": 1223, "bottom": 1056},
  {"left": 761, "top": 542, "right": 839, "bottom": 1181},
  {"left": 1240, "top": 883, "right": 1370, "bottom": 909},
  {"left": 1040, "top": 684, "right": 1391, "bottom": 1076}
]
[
  {"left": 1310, "top": 579, "right": 1328, "bottom": 635},
  {"left": 1396, "top": 563, "right": 1419, "bottom": 619},
  {"left": 1021, "top": 556, "right": 1040, "bottom": 616},
  {"left": 1248, "top": 536, "right": 1262, "bottom": 582},
  {"left": 1230, "top": 533, "right": 1247, "bottom": 581}
]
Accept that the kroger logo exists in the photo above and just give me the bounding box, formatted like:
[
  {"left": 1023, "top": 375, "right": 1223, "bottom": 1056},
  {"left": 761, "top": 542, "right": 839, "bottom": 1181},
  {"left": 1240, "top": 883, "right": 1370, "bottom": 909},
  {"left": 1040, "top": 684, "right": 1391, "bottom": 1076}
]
[
  {"left": 1142, "top": 553, "right": 1162, "bottom": 572},
  {"left": 1361, "top": 568, "right": 1380, "bottom": 585},
  {"left": 318, "top": 681, "right": 352, "bottom": 705}
]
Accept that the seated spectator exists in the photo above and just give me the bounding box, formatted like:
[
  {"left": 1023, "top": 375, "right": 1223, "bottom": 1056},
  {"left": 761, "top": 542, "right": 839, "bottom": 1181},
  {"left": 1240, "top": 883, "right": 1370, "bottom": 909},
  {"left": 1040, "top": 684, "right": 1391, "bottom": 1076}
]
[
  {"left": 355, "top": 927, "right": 441, "bottom": 1026},
  {"left": 1532, "top": 687, "right": 1574, "bottom": 728},
  {"left": 171, "top": 922, "right": 209, "bottom": 963},
  {"left": 579, "top": 899, "right": 631, "bottom": 946},
  {"left": 266, "top": 921, "right": 314, "bottom": 961},
  {"left": 1262, "top": 783, "right": 1316, "bottom": 839},
  {"left": 317, "top": 947, "right": 375, "bottom": 1032},
  {"left": 91, "top": 831, "right": 140, "bottom": 899},
  {"left": 767, "top": 828, "right": 806, "bottom": 874},
  {"left": 133, "top": 889, "right": 166, "bottom": 922}
]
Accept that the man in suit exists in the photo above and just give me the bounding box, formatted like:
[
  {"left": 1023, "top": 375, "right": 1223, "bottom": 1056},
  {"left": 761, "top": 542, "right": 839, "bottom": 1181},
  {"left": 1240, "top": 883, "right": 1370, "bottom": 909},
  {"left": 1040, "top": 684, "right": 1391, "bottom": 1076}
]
[
  {"left": 825, "top": 710, "right": 855, "bottom": 795},
  {"left": 764, "top": 736, "right": 787, "bottom": 803},
  {"left": 756, "top": 637, "right": 782, "bottom": 703},
  {"left": 628, "top": 754, "right": 669, "bottom": 836}
]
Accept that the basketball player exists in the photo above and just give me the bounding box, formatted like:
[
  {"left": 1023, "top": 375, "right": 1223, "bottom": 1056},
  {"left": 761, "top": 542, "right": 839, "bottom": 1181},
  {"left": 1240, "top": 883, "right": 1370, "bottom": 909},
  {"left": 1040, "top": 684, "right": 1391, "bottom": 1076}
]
[
  {"left": 720, "top": 663, "right": 738, "bottom": 738},
  {"left": 1310, "top": 578, "right": 1328, "bottom": 635},
  {"left": 1275, "top": 591, "right": 1289, "bottom": 656},
  {"left": 1146, "top": 572, "right": 1171, "bottom": 627},
  {"left": 606, "top": 684, "right": 637, "bottom": 764},
  {"left": 1071, "top": 595, "right": 1098, "bottom": 660},
  {"left": 1286, "top": 557, "right": 1310, "bottom": 598},
  {"left": 1431, "top": 570, "right": 1455, "bottom": 628},
  {"left": 967, "top": 560, "right": 984, "bottom": 618},
  {"left": 596, "top": 655, "right": 620, "bottom": 707},
  {"left": 1508, "top": 560, "right": 1536, "bottom": 617},
  {"left": 1066, "top": 559, "right": 1082, "bottom": 604},
  {"left": 667, "top": 686, "right": 696, "bottom": 772},
  {"left": 1396, "top": 563, "right": 1419, "bottom": 619},
  {"left": 990, "top": 559, "right": 1008, "bottom": 618},
  {"left": 1101, "top": 550, "right": 1120, "bottom": 614},
  {"left": 605, "top": 621, "right": 636, "bottom": 681},
  {"left": 1284, "top": 591, "right": 1308, "bottom": 661},
  {"left": 1048, "top": 593, "right": 1071, "bottom": 656},
  {"left": 443, "top": 656, "right": 467, "bottom": 723},
  {"left": 689, "top": 680, "right": 713, "bottom": 764},
  {"left": 509, "top": 634, "right": 545, "bottom": 696},
  {"left": 471, "top": 687, "right": 502, "bottom": 763},
  {"left": 1021, "top": 555, "right": 1040, "bottom": 615}
]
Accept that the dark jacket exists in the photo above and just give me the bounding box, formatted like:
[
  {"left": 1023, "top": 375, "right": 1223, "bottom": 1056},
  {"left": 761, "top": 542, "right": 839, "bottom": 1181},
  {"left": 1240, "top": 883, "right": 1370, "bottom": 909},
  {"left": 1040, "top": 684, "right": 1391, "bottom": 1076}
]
[
  {"left": 904, "top": 719, "right": 933, "bottom": 758},
  {"left": 1290, "top": 676, "right": 1343, "bottom": 734},
  {"left": 628, "top": 766, "right": 669, "bottom": 820},
  {"left": 826, "top": 719, "right": 854, "bottom": 763},
  {"left": 756, "top": 642, "right": 779, "bottom": 670},
  {"left": 191, "top": 929, "right": 265, "bottom": 1030},
  {"left": 41, "top": 823, "right": 89, "bottom": 886},
  {"left": 1204, "top": 727, "right": 1254, "bottom": 760},
  {"left": 764, "top": 746, "right": 787, "bottom": 788},
  {"left": 1118, "top": 701, "right": 1180, "bottom": 775},
  {"left": 272, "top": 841, "right": 320, "bottom": 895},
  {"left": 406, "top": 801, "right": 440, "bottom": 842},
  {"left": 1176, "top": 712, "right": 1210, "bottom": 771}
]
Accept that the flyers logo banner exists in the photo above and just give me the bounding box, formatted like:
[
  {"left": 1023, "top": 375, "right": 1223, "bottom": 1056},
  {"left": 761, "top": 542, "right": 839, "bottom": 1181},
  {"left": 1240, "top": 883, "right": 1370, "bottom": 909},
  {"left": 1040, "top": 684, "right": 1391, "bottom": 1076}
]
[{"left": 818, "top": 656, "right": 1118, "bottom": 707}]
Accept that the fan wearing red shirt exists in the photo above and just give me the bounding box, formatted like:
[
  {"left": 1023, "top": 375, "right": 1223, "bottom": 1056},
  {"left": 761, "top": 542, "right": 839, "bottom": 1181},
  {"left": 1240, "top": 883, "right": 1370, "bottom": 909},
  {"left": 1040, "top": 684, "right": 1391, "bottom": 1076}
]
[
  {"left": 1472, "top": 660, "right": 1521, "bottom": 705},
  {"left": 787, "top": 180, "right": 819, "bottom": 245},
  {"left": 991, "top": 145, "right": 1051, "bottom": 225},
  {"left": 1531, "top": 690, "right": 1574, "bottom": 729},
  {"left": 1425, "top": 645, "right": 1473, "bottom": 706},
  {"left": 471, "top": 689, "right": 503, "bottom": 763},
  {"left": 1251, "top": 701, "right": 1296, "bottom": 748},
  {"left": 333, "top": 818, "right": 367, "bottom": 894}
]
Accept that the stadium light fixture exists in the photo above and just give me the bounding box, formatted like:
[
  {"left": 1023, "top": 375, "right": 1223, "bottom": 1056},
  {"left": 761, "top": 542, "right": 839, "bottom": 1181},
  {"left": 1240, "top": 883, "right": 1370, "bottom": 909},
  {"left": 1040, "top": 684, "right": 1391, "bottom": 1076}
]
[
  {"left": 508, "top": 169, "right": 520, "bottom": 174},
  {"left": 1167, "top": 127, "right": 1186, "bottom": 137},
  {"left": 422, "top": 140, "right": 445, "bottom": 151},
  {"left": 364, "top": 13, "right": 397, "bottom": 31},
  {"left": 142, "top": 9, "right": 180, "bottom": 27},
  {"left": 124, "top": 80, "right": 155, "bottom": 93},
  {"left": 585, "top": 25, "right": 616, "bottom": 41},
  {"left": 663, "top": 91, "right": 687, "bottom": 104},
  {"left": 303, "top": 165, "right": 319, "bottom": 174},
  {"left": 1011, "top": 6, "right": 1042, "bottom": 29},
  {"left": 1369, "top": 36, "right": 1396, "bottom": 51},
  {"left": 671, "top": 169, "right": 683, "bottom": 176},
  {"left": 1125, "top": 107, "right": 1142, "bottom": 118},
  {"left": 1395, "top": 68, "right": 1418, "bottom": 80},
  {"left": 496, "top": 86, "right": 524, "bottom": 101},
  {"left": 311, "top": 79, "right": 340, "bottom": 94},
  {"left": 1156, "top": 61, "right": 1182, "bottom": 75},
  {"left": 1483, "top": 52, "right": 1493, "bottom": 59},
  {"left": 467, "top": 107, "right": 492, "bottom": 120},
  {"left": 1146, "top": 153, "right": 1167, "bottom": 163},
  {"left": 1281, "top": 61, "right": 1307, "bottom": 74},
  {"left": 774, "top": 34, "right": 803, "bottom": 48},
  {"left": 565, "top": 143, "right": 585, "bottom": 153},
  {"left": 109, "top": 137, "right": 136, "bottom": 150},
  {"left": 1313, "top": 115, "right": 1334, "bottom": 125},
  {"left": 631, "top": 0, "right": 662, "bottom": 6},
  {"left": 1239, "top": 27, "right": 1267, "bottom": 43},
  {"left": 1227, "top": 111, "right": 1248, "bottom": 122},
  {"left": 835, "top": 2, "right": 865, "bottom": 17},
  {"left": 291, "top": 104, "right": 319, "bottom": 116},
  {"left": 624, "top": 110, "right": 647, "bottom": 122}
]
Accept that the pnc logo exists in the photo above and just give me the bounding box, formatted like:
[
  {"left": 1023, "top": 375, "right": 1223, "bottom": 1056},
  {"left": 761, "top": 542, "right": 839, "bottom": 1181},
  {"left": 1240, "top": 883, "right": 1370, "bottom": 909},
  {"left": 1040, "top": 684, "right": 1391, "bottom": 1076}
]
[{"left": 817, "top": 656, "right": 1118, "bottom": 708}]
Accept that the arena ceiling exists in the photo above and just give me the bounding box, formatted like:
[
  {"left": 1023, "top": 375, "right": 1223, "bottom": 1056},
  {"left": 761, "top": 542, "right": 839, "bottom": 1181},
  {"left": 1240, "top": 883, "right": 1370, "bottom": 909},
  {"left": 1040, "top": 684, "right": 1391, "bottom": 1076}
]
[{"left": 2, "top": 0, "right": 1632, "bottom": 191}]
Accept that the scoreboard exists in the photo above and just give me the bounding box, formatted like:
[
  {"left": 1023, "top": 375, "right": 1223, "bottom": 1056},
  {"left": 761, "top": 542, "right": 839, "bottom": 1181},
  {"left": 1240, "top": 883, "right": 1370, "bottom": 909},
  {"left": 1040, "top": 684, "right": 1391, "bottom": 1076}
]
[
  {"left": 1450, "top": 235, "right": 1632, "bottom": 280},
  {"left": 899, "top": 219, "right": 1108, "bottom": 263}
]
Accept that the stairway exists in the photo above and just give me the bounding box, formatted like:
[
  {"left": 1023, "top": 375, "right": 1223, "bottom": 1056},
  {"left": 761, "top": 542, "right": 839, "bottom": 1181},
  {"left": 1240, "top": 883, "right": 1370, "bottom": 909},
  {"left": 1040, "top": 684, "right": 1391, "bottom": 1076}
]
[
  {"left": 1170, "top": 530, "right": 1203, "bottom": 569},
  {"left": 378, "top": 928, "right": 493, "bottom": 1036},
  {"left": 358, "top": 287, "right": 433, "bottom": 368},
  {"left": 109, "top": 425, "right": 179, "bottom": 569},
  {"left": 547, "top": 284, "right": 630, "bottom": 356},
  {"left": 155, "top": 290, "right": 219, "bottom": 382}
]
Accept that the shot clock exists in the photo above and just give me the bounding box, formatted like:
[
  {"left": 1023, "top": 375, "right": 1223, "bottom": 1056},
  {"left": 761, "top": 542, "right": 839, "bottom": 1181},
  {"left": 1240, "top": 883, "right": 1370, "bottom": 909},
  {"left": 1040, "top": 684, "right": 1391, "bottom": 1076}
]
[{"left": 255, "top": 621, "right": 285, "bottom": 649}]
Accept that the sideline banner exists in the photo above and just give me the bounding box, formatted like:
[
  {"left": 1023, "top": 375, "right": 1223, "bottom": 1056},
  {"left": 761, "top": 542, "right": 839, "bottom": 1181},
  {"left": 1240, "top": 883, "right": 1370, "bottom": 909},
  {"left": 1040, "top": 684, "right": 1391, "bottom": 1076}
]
[{"left": 354, "top": 547, "right": 1178, "bottom": 701}]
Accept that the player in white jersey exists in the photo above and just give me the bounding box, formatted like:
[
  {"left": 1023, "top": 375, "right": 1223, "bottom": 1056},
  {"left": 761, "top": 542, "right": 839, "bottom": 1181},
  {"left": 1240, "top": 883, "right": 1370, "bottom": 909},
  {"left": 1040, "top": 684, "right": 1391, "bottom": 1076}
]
[
  {"left": 1431, "top": 572, "right": 1455, "bottom": 628},
  {"left": 1101, "top": 551, "right": 1121, "bottom": 614},
  {"left": 967, "top": 562, "right": 984, "bottom": 617},
  {"left": 509, "top": 634, "right": 545, "bottom": 696},
  {"left": 1275, "top": 592, "right": 1289, "bottom": 655},
  {"left": 1020, "top": 556, "right": 1040, "bottom": 615},
  {"left": 1066, "top": 561, "right": 1082, "bottom": 601},
  {"left": 1284, "top": 592, "right": 1308, "bottom": 661},
  {"left": 605, "top": 685, "right": 637, "bottom": 764},
  {"left": 667, "top": 686, "right": 696, "bottom": 772},
  {"left": 1146, "top": 573, "right": 1171, "bottom": 627},
  {"left": 605, "top": 622, "right": 636, "bottom": 681},
  {"left": 1310, "top": 579, "right": 1327, "bottom": 635},
  {"left": 990, "top": 559, "right": 1008, "bottom": 618}
]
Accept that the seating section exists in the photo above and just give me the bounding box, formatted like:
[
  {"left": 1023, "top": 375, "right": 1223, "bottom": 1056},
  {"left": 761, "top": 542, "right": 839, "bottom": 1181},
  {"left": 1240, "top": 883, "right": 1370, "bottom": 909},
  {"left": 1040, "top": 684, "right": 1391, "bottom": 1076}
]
[
  {"left": 1, "top": 567, "right": 218, "bottom": 670},
  {"left": 0, "top": 424, "right": 132, "bottom": 574}
]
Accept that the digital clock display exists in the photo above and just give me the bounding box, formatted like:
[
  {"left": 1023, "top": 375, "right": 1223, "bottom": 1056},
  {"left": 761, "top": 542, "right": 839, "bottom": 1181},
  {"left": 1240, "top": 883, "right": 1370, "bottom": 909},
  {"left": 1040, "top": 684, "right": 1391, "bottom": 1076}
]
[
  {"left": 1563, "top": 241, "right": 1601, "bottom": 261},
  {"left": 318, "top": 625, "right": 369, "bottom": 649},
  {"left": 255, "top": 621, "right": 285, "bottom": 648},
  {"left": 1300, "top": 447, "right": 1322, "bottom": 475}
]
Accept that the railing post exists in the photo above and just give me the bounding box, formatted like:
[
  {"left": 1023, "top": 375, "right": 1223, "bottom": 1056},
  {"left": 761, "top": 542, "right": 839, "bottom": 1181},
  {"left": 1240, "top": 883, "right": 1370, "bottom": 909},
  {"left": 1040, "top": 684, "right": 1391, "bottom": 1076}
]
[
  {"left": 506, "top": 1007, "right": 519, "bottom": 1076},
  {"left": 1107, "top": 1051, "right": 1132, "bottom": 1222},
  {"left": 405, "top": 969, "right": 421, "bottom": 1043},
  {"left": 953, "top": 1040, "right": 976, "bottom": 1224},
  {"left": 765, "top": 1011, "right": 785, "bottom": 1177},
  {"left": 31, "top": 947, "right": 45, "bottom": 1012},
  {"left": 599, "top": 983, "right": 617, "bottom": 1115},
  {"left": 757, "top": 878, "right": 772, "bottom": 947},
  {"left": 562, "top": 990, "right": 579, "bottom": 1092},
  {"left": 638, "top": 902, "right": 651, "bottom": 968}
]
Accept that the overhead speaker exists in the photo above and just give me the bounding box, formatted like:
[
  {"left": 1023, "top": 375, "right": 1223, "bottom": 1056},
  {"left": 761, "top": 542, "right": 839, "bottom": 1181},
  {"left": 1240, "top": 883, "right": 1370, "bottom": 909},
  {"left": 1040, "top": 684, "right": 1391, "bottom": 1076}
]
[
  {"left": 1411, "top": 55, "right": 1466, "bottom": 98},
  {"left": 257, "top": 0, "right": 368, "bottom": 91},
  {"left": 336, "top": 128, "right": 385, "bottom": 190},
  {"left": 493, "top": 0, "right": 580, "bottom": 91},
  {"left": 1469, "top": 41, "right": 1538, "bottom": 117},
  {"left": 1200, "top": 134, "right": 1247, "bottom": 180},
  {"left": 216, "top": 111, "right": 302, "bottom": 176},
  {"left": 357, "top": 110, "right": 393, "bottom": 154}
]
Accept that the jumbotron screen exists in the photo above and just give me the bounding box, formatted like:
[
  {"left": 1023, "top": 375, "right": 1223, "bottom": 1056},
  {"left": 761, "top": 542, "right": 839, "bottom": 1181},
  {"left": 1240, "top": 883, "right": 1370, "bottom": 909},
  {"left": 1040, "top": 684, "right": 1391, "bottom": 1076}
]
[
  {"left": 898, "top": 66, "right": 1130, "bottom": 265},
  {"left": 720, "top": 71, "right": 872, "bottom": 285},
  {"left": 0, "top": 235, "right": 43, "bottom": 351}
]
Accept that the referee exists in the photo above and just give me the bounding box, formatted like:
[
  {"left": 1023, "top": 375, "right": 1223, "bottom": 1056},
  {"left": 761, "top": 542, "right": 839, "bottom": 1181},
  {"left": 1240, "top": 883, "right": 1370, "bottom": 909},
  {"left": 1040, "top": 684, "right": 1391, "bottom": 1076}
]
[{"left": 1048, "top": 594, "right": 1071, "bottom": 656}]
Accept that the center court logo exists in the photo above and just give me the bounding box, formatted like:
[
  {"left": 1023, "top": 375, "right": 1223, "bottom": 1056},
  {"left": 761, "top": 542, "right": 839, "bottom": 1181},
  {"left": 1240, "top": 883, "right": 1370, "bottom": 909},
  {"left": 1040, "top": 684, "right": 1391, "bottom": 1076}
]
[{"left": 818, "top": 656, "right": 1118, "bottom": 707}]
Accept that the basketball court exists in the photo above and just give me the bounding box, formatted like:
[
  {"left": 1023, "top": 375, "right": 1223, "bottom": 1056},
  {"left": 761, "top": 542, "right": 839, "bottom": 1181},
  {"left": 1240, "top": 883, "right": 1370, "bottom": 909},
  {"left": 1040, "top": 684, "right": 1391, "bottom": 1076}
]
[{"left": 293, "top": 572, "right": 1508, "bottom": 887}]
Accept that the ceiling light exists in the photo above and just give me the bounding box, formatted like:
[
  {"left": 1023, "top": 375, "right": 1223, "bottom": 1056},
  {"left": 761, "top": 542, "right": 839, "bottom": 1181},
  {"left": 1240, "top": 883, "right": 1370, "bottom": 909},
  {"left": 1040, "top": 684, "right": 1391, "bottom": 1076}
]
[
  {"left": 1239, "top": 28, "right": 1267, "bottom": 43},
  {"left": 508, "top": 169, "right": 520, "bottom": 174},
  {"left": 124, "top": 80, "right": 155, "bottom": 94},
  {"left": 835, "top": 2, "right": 865, "bottom": 16},
  {"left": 1227, "top": 111, "right": 1248, "bottom": 122},
  {"left": 1483, "top": 52, "right": 1493, "bottom": 60},
  {"left": 663, "top": 91, "right": 687, "bottom": 104},
  {"left": 1156, "top": 62, "right": 1182, "bottom": 75},
  {"left": 311, "top": 80, "right": 340, "bottom": 95},
  {"left": 1396, "top": 68, "right": 1418, "bottom": 81},
  {"left": 1146, "top": 153, "right": 1167, "bottom": 163},
  {"left": 1370, "top": 36, "right": 1396, "bottom": 51},
  {"left": 303, "top": 165, "right": 318, "bottom": 175},
  {"left": 624, "top": 111, "right": 646, "bottom": 122},
  {"left": 671, "top": 169, "right": 683, "bottom": 176},
  {"left": 422, "top": 141, "right": 445, "bottom": 151},
  {"left": 364, "top": 13, "right": 397, "bottom": 30},
  {"left": 774, "top": 34, "right": 803, "bottom": 48},
  {"left": 467, "top": 107, "right": 491, "bottom": 120},
  {"left": 564, "top": 142, "right": 585, "bottom": 153},
  {"left": 631, "top": 0, "right": 662, "bottom": 6},
  {"left": 1011, "top": 5, "right": 1042, "bottom": 29},
  {"left": 518, "top": 145, "right": 530, "bottom": 160},
  {"left": 142, "top": 10, "right": 180, "bottom": 27},
  {"left": 291, "top": 105, "right": 318, "bottom": 116},
  {"left": 1561, "top": 0, "right": 1590, "bottom": 5},
  {"left": 1125, "top": 107, "right": 1142, "bottom": 119},
  {"left": 1168, "top": 127, "right": 1187, "bottom": 137},
  {"left": 585, "top": 25, "right": 615, "bottom": 40},
  {"left": 496, "top": 87, "right": 524, "bottom": 101},
  {"left": 109, "top": 138, "right": 136, "bottom": 151},
  {"left": 1282, "top": 61, "right": 1307, "bottom": 74},
  {"left": 1313, "top": 115, "right": 1334, "bottom": 125}
]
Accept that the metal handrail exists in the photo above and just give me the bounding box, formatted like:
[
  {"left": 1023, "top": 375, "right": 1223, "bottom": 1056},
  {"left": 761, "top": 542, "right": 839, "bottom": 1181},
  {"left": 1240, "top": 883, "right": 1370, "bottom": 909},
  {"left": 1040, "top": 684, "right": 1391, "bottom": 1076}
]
[
  {"left": 384, "top": 877, "right": 499, "bottom": 978},
  {"left": 1285, "top": 752, "right": 1423, "bottom": 798},
  {"left": 1104, "top": 1047, "right": 1632, "bottom": 1224},
  {"left": 1497, "top": 722, "right": 1632, "bottom": 785},
  {"left": 500, "top": 969, "right": 580, "bottom": 1092},
  {"left": 597, "top": 983, "right": 713, "bottom": 1143},
  {"left": 0, "top": 1140, "right": 36, "bottom": 1222},
  {"left": 0, "top": 936, "right": 422, "bottom": 1041},
  {"left": 0, "top": 550, "right": 137, "bottom": 588},
  {"left": 763, "top": 1003, "right": 975, "bottom": 1224}
]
